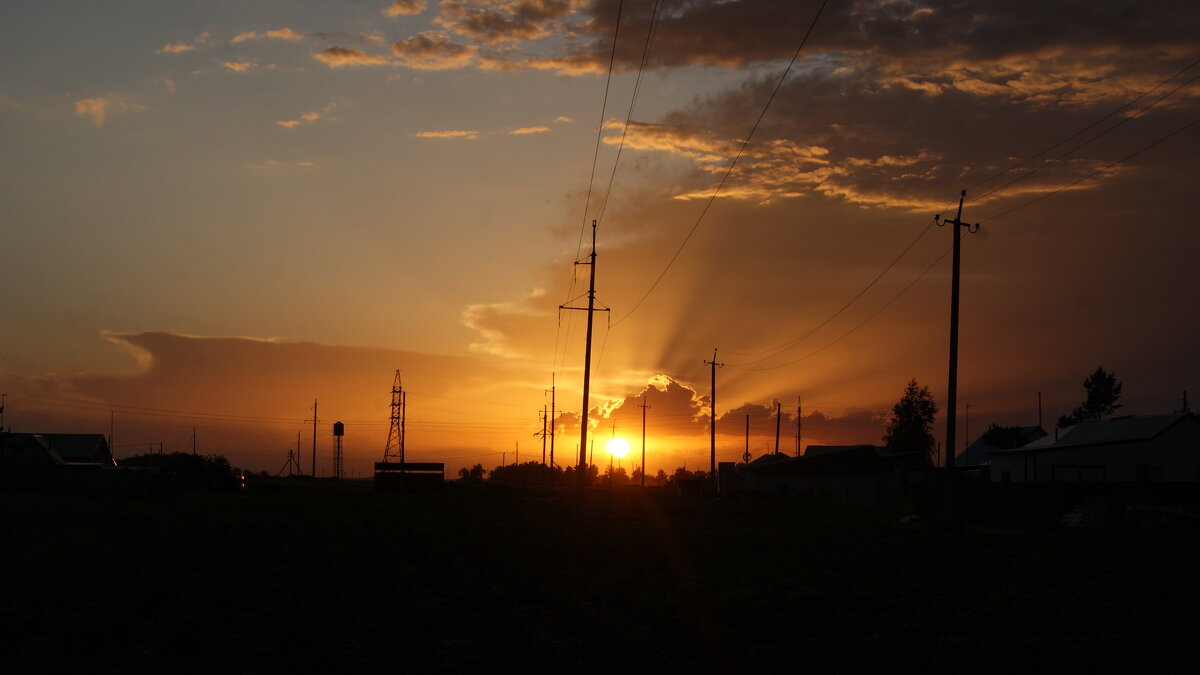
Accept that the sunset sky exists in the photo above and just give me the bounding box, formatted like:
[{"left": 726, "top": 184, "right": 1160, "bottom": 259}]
[{"left": 2, "top": 1, "right": 1197, "bottom": 476}]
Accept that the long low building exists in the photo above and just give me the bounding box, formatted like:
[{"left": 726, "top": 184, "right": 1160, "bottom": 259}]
[{"left": 989, "top": 413, "right": 1200, "bottom": 482}]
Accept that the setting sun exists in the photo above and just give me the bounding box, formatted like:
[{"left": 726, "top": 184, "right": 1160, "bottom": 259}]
[{"left": 606, "top": 437, "right": 630, "bottom": 458}]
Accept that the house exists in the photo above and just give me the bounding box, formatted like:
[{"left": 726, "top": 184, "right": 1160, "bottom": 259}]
[
  {"left": 954, "top": 425, "right": 1047, "bottom": 468},
  {"left": 732, "top": 444, "right": 932, "bottom": 507},
  {"left": 2, "top": 433, "right": 116, "bottom": 468},
  {"left": 989, "top": 413, "right": 1200, "bottom": 482}
]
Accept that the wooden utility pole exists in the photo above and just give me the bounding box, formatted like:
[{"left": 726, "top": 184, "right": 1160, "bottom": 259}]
[
  {"left": 936, "top": 190, "right": 979, "bottom": 470},
  {"left": 704, "top": 349, "right": 724, "bottom": 495},
  {"left": 560, "top": 220, "right": 609, "bottom": 490},
  {"left": 310, "top": 399, "right": 318, "bottom": 477},
  {"left": 796, "top": 397, "right": 802, "bottom": 457},
  {"left": 774, "top": 401, "right": 782, "bottom": 454},
  {"left": 539, "top": 406, "right": 548, "bottom": 466},
  {"left": 549, "top": 374, "right": 557, "bottom": 468},
  {"left": 639, "top": 395, "right": 650, "bottom": 488}
]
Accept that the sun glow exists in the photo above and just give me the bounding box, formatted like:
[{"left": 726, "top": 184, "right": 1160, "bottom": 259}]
[{"left": 606, "top": 437, "right": 630, "bottom": 458}]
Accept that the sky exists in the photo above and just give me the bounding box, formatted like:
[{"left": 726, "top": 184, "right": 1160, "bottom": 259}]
[{"left": 1, "top": 0, "right": 1198, "bottom": 477}]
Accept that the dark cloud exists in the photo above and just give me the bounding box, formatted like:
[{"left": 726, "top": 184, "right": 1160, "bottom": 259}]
[
  {"left": 437, "top": 0, "right": 575, "bottom": 45},
  {"left": 392, "top": 31, "right": 479, "bottom": 69}
]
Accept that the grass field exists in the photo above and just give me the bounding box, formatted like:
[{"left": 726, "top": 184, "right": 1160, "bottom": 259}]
[{"left": 3, "top": 480, "right": 1198, "bottom": 673}]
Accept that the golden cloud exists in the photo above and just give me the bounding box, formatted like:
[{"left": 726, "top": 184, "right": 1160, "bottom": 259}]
[
  {"left": 156, "top": 42, "right": 194, "bottom": 54},
  {"left": 383, "top": 0, "right": 428, "bottom": 17},
  {"left": 73, "top": 95, "right": 148, "bottom": 127},
  {"left": 412, "top": 129, "right": 479, "bottom": 140},
  {"left": 231, "top": 27, "right": 308, "bottom": 43},
  {"left": 223, "top": 61, "right": 254, "bottom": 72},
  {"left": 510, "top": 126, "right": 550, "bottom": 135},
  {"left": 314, "top": 46, "right": 391, "bottom": 67}
]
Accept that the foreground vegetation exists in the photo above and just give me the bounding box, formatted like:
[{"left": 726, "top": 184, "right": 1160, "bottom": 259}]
[{"left": 2, "top": 480, "right": 1197, "bottom": 673}]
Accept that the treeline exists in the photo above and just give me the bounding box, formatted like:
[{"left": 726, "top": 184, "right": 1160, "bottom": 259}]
[
  {"left": 119, "top": 452, "right": 242, "bottom": 491},
  {"left": 458, "top": 461, "right": 700, "bottom": 488}
]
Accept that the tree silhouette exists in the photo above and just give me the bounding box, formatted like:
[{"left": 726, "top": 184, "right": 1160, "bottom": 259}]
[
  {"left": 1058, "top": 367, "right": 1123, "bottom": 427},
  {"left": 883, "top": 379, "right": 938, "bottom": 458}
]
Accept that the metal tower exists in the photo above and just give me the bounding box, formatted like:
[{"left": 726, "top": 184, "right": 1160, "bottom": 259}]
[{"left": 382, "top": 370, "right": 405, "bottom": 463}]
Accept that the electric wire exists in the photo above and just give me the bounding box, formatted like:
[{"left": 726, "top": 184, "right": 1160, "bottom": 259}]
[
  {"left": 730, "top": 245, "right": 952, "bottom": 372},
  {"left": 963, "top": 56, "right": 1200, "bottom": 198},
  {"left": 971, "top": 69, "right": 1200, "bottom": 204},
  {"left": 723, "top": 217, "right": 937, "bottom": 362},
  {"left": 611, "top": 0, "right": 830, "bottom": 327},
  {"left": 594, "top": 0, "right": 665, "bottom": 227},
  {"left": 980, "top": 115, "right": 1200, "bottom": 223}
]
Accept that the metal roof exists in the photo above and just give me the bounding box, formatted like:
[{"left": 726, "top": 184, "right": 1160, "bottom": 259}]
[{"left": 1000, "top": 414, "right": 1192, "bottom": 453}]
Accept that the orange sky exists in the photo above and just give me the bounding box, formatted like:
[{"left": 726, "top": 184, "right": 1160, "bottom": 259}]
[{"left": 1, "top": 1, "right": 1198, "bottom": 475}]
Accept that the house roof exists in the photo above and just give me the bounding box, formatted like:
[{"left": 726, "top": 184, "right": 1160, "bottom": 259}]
[
  {"left": 954, "top": 425, "right": 1047, "bottom": 467},
  {"left": 803, "top": 444, "right": 879, "bottom": 457},
  {"left": 995, "top": 414, "right": 1194, "bottom": 454},
  {"left": 2, "top": 433, "right": 115, "bottom": 466}
]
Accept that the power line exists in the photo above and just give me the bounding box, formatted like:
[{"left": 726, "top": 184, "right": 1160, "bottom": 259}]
[
  {"left": 971, "top": 68, "right": 1200, "bottom": 204},
  {"left": 554, "top": 1, "right": 626, "bottom": 383},
  {"left": 611, "top": 0, "right": 830, "bottom": 327},
  {"left": 724, "top": 218, "right": 937, "bottom": 362},
  {"left": 964, "top": 56, "right": 1200, "bottom": 199},
  {"left": 981, "top": 115, "right": 1200, "bottom": 223},
  {"left": 729, "top": 245, "right": 951, "bottom": 372},
  {"left": 594, "top": 0, "right": 665, "bottom": 227}
]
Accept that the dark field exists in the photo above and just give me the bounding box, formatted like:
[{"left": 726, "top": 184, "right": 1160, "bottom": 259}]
[{"left": 3, "top": 481, "right": 1198, "bottom": 673}]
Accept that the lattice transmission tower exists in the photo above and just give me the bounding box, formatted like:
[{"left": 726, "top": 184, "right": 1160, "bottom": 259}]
[{"left": 382, "top": 370, "right": 406, "bottom": 463}]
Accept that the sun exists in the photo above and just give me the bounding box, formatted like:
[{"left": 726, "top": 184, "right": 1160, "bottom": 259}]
[{"left": 606, "top": 437, "right": 630, "bottom": 458}]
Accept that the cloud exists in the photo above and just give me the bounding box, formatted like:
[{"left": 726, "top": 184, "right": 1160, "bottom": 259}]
[
  {"left": 156, "top": 78, "right": 177, "bottom": 93},
  {"left": 73, "top": 95, "right": 148, "bottom": 127},
  {"left": 412, "top": 129, "right": 479, "bottom": 140},
  {"left": 245, "top": 160, "right": 317, "bottom": 169},
  {"left": 314, "top": 46, "right": 391, "bottom": 67},
  {"left": 461, "top": 297, "right": 548, "bottom": 358},
  {"left": 435, "top": 0, "right": 576, "bottom": 45},
  {"left": 391, "top": 31, "right": 479, "bottom": 70},
  {"left": 276, "top": 111, "right": 322, "bottom": 129},
  {"left": 44, "top": 332, "right": 536, "bottom": 474},
  {"left": 157, "top": 42, "right": 194, "bottom": 54},
  {"left": 223, "top": 60, "right": 255, "bottom": 72},
  {"left": 510, "top": 125, "right": 550, "bottom": 135},
  {"left": 383, "top": 0, "right": 428, "bottom": 18},
  {"left": 553, "top": 116, "right": 573, "bottom": 123},
  {"left": 156, "top": 31, "right": 210, "bottom": 54},
  {"left": 231, "top": 27, "right": 308, "bottom": 43}
]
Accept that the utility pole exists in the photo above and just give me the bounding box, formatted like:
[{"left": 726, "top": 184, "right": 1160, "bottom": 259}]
[
  {"left": 560, "top": 220, "right": 609, "bottom": 490},
  {"left": 539, "top": 406, "right": 548, "bottom": 466},
  {"left": 796, "top": 397, "right": 802, "bottom": 457},
  {"left": 310, "top": 399, "right": 318, "bottom": 477},
  {"left": 549, "top": 374, "right": 557, "bottom": 469},
  {"left": 639, "top": 395, "right": 649, "bottom": 488},
  {"left": 936, "top": 190, "right": 979, "bottom": 470},
  {"left": 1038, "top": 391, "right": 1043, "bottom": 429},
  {"left": 191, "top": 427, "right": 197, "bottom": 456},
  {"left": 704, "top": 349, "right": 724, "bottom": 495},
  {"left": 774, "top": 401, "right": 782, "bottom": 454}
]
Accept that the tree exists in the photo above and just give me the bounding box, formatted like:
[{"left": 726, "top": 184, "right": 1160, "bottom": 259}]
[
  {"left": 457, "top": 463, "right": 485, "bottom": 482},
  {"left": 1057, "top": 367, "right": 1122, "bottom": 427},
  {"left": 883, "top": 379, "right": 938, "bottom": 458}
]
